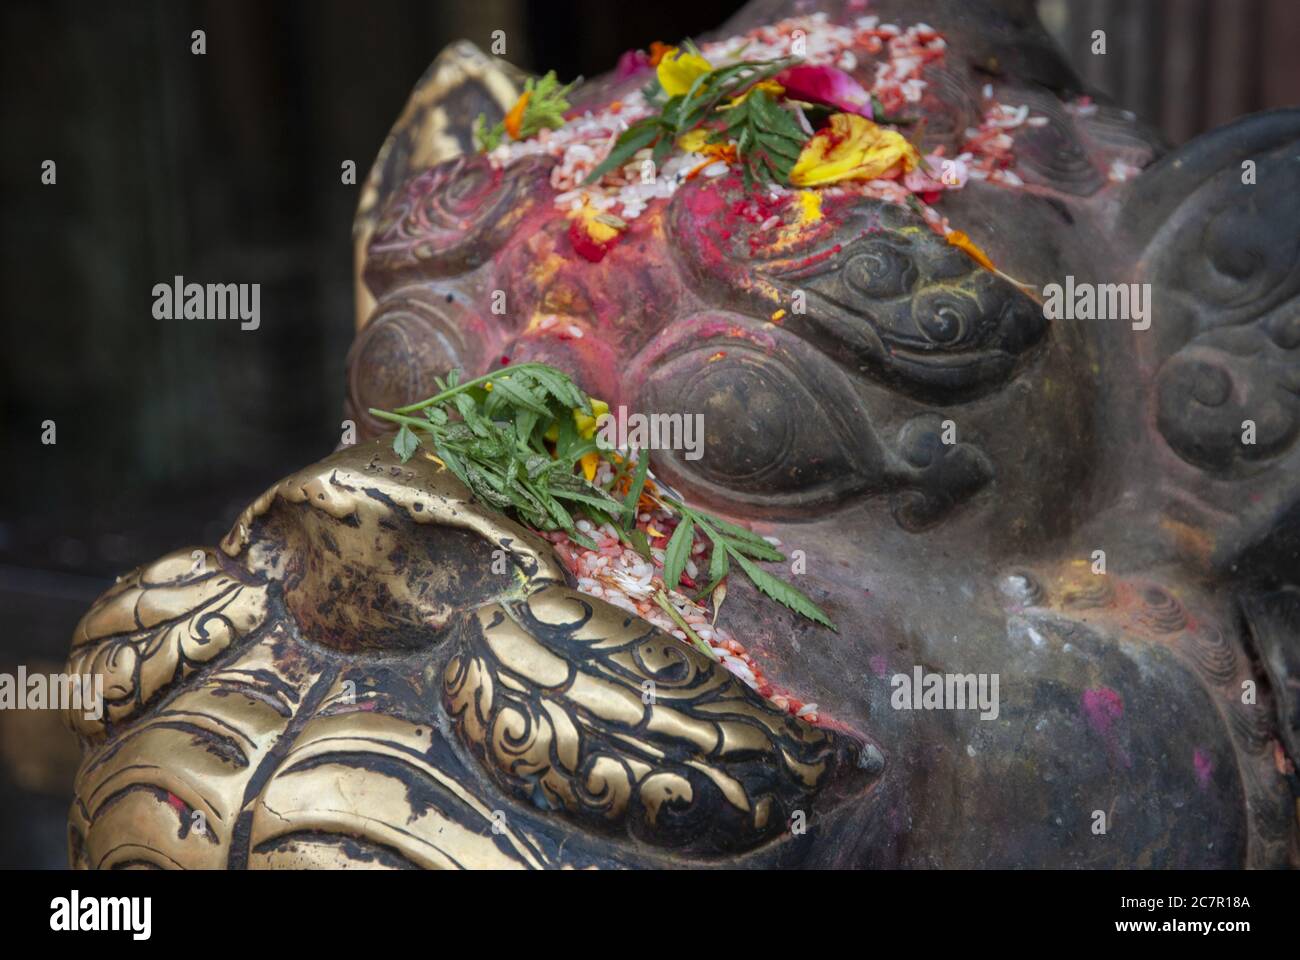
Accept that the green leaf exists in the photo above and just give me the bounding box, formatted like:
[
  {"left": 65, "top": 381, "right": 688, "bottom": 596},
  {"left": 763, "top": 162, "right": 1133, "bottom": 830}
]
[
  {"left": 717, "top": 535, "right": 783, "bottom": 563},
  {"left": 551, "top": 486, "right": 623, "bottom": 514},
  {"left": 663, "top": 518, "right": 694, "bottom": 591},
  {"left": 691, "top": 511, "right": 782, "bottom": 564},
  {"left": 583, "top": 118, "right": 664, "bottom": 185},
  {"left": 473, "top": 114, "right": 505, "bottom": 152},
  {"left": 541, "top": 490, "right": 575, "bottom": 532},
  {"left": 653, "top": 591, "right": 717, "bottom": 661},
  {"left": 628, "top": 528, "right": 653, "bottom": 562},
  {"left": 453, "top": 393, "right": 492, "bottom": 437},
  {"left": 516, "top": 71, "right": 575, "bottom": 140},
  {"left": 514, "top": 408, "right": 540, "bottom": 447},
  {"left": 729, "top": 550, "right": 836, "bottom": 630},
  {"left": 435, "top": 446, "right": 472, "bottom": 489},
  {"left": 679, "top": 504, "right": 775, "bottom": 548},
  {"left": 393, "top": 425, "right": 419, "bottom": 462},
  {"left": 692, "top": 541, "right": 730, "bottom": 602},
  {"left": 527, "top": 365, "right": 588, "bottom": 413},
  {"left": 553, "top": 412, "right": 581, "bottom": 464},
  {"left": 722, "top": 88, "right": 806, "bottom": 186},
  {"left": 371, "top": 358, "right": 839, "bottom": 629},
  {"left": 524, "top": 454, "right": 553, "bottom": 479},
  {"left": 621, "top": 452, "right": 651, "bottom": 524},
  {"left": 484, "top": 374, "right": 549, "bottom": 416}
]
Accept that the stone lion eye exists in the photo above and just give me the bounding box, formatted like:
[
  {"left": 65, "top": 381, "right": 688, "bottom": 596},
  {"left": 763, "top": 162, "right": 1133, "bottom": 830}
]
[
  {"left": 346, "top": 286, "right": 490, "bottom": 436},
  {"left": 641, "top": 347, "right": 861, "bottom": 512},
  {"left": 845, "top": 241, "right": 918, "bottom": 299},
  {"left": 911, "top": 289, "right": 984, "bottom": 348}
]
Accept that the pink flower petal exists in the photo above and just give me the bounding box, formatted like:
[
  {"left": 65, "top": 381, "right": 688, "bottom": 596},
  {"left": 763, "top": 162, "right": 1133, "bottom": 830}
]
[
  {"left": 777, "top": 64, "right": 874, "bottom": 119},
  {"left": 615, "top": 49, "right": 650, "bottom": 79}
]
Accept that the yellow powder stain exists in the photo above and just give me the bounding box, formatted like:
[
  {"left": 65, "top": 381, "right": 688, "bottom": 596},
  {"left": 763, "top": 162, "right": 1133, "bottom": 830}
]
[
  {"left": 1160, "top": 518, "right": 1214, "bottom": 568},
  {"left": 797, "top": 190, "right": 823, "bottom": 224},
  {"left": 527, "top": 250, "right": 567, "bottom": 289},
  {"left": 768, "top": 190, "right": 828, "bottom": 254}
]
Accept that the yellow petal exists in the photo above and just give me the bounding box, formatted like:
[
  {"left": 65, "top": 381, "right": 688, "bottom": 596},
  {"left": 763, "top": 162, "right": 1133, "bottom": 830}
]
[
  {"left": 678, "top": 129, "right": 710, "bottom": 153},
  {"left": 789, "top": 114, "right": 922, "bottom": 187},
  {"left": 580, "top": 451, "right": 600, "bottom": 481},
  {"left": 657, "top": 48, "right": 712, "bottom": 97},
  {"left": 584, "top": 217, "right": 620, "bottom": 244},
  {"left": 720, "top": 79, "right": 785, "bottom": 110},
  {"left": 573, "top": 398, "right": 609, "bottom": 439},
  {"left": 570, "top": 204, "right": 621, "bottom": 244}
]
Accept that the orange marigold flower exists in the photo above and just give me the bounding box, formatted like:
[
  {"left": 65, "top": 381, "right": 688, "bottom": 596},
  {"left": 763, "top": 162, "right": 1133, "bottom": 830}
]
[
  {"left": 504, "top": 90, "right": 531, "bottom": 140},
  {"left": 946, "top": 229, "right": 997, "bottom": 273}
]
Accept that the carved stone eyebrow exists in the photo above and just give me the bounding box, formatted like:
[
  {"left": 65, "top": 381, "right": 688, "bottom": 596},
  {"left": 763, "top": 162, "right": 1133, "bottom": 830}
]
[{"left": 666, "top": 184, "right": 1046, "bottom": 402}]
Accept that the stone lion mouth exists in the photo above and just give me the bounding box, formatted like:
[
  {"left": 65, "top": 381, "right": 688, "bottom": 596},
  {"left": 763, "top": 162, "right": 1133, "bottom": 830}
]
[
  {"left": 881, "top": 345, "right": 1019, "bottom": 394},
  {"left": 886, "top": 344, "right": 1013, "bottom": 369}
]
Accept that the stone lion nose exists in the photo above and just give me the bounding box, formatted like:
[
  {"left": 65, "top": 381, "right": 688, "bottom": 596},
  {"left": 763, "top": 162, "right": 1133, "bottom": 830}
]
[
  {"left": 220, "top": 437, "right": 564, "bottom": 653},
  {"left": 989, "top": 282, "right": 1047, "bottom": 355}
]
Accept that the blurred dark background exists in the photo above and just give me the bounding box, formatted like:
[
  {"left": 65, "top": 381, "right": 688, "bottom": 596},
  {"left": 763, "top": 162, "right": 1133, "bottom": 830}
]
[{"left": 1, "top": 0, "right": 1296, "bottom": 868}]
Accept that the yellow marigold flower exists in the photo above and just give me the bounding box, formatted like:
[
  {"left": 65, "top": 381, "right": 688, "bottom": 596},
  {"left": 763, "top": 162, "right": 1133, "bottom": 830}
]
[
  {"left": 789, "top": 114, "right": 922, "bottom": 187},
  {"left": 657, "top": 47, "right": 712, "bottom": 97}
]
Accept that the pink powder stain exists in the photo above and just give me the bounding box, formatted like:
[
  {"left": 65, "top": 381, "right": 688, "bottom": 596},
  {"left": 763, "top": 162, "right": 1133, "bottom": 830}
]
[
  {"left": 1081, "top": 687, "right": 1123, "bottom": 737},
  {"left": 1081, "top": 686, "right": 1131, "bottom": 769},
  {"left": 1193, "top": 748, "right": 1214, "bottom": 789}
]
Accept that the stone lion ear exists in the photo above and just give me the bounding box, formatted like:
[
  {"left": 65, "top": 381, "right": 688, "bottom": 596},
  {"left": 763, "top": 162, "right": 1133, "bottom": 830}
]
[
  {"left": 352, "top": 41, "right": 533, "bottom": 327},
  {"left": 1115, "top": 109, "right": 1300, "bottom": 575},
  {"left": 1118, "top": 109, "right": 1299, "bottom": 248}
]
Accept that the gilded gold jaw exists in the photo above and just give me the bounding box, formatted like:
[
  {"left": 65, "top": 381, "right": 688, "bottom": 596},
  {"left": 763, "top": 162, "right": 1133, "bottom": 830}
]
[{"left": 64, "top": 438, "right": 878, "bottom": 869}]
